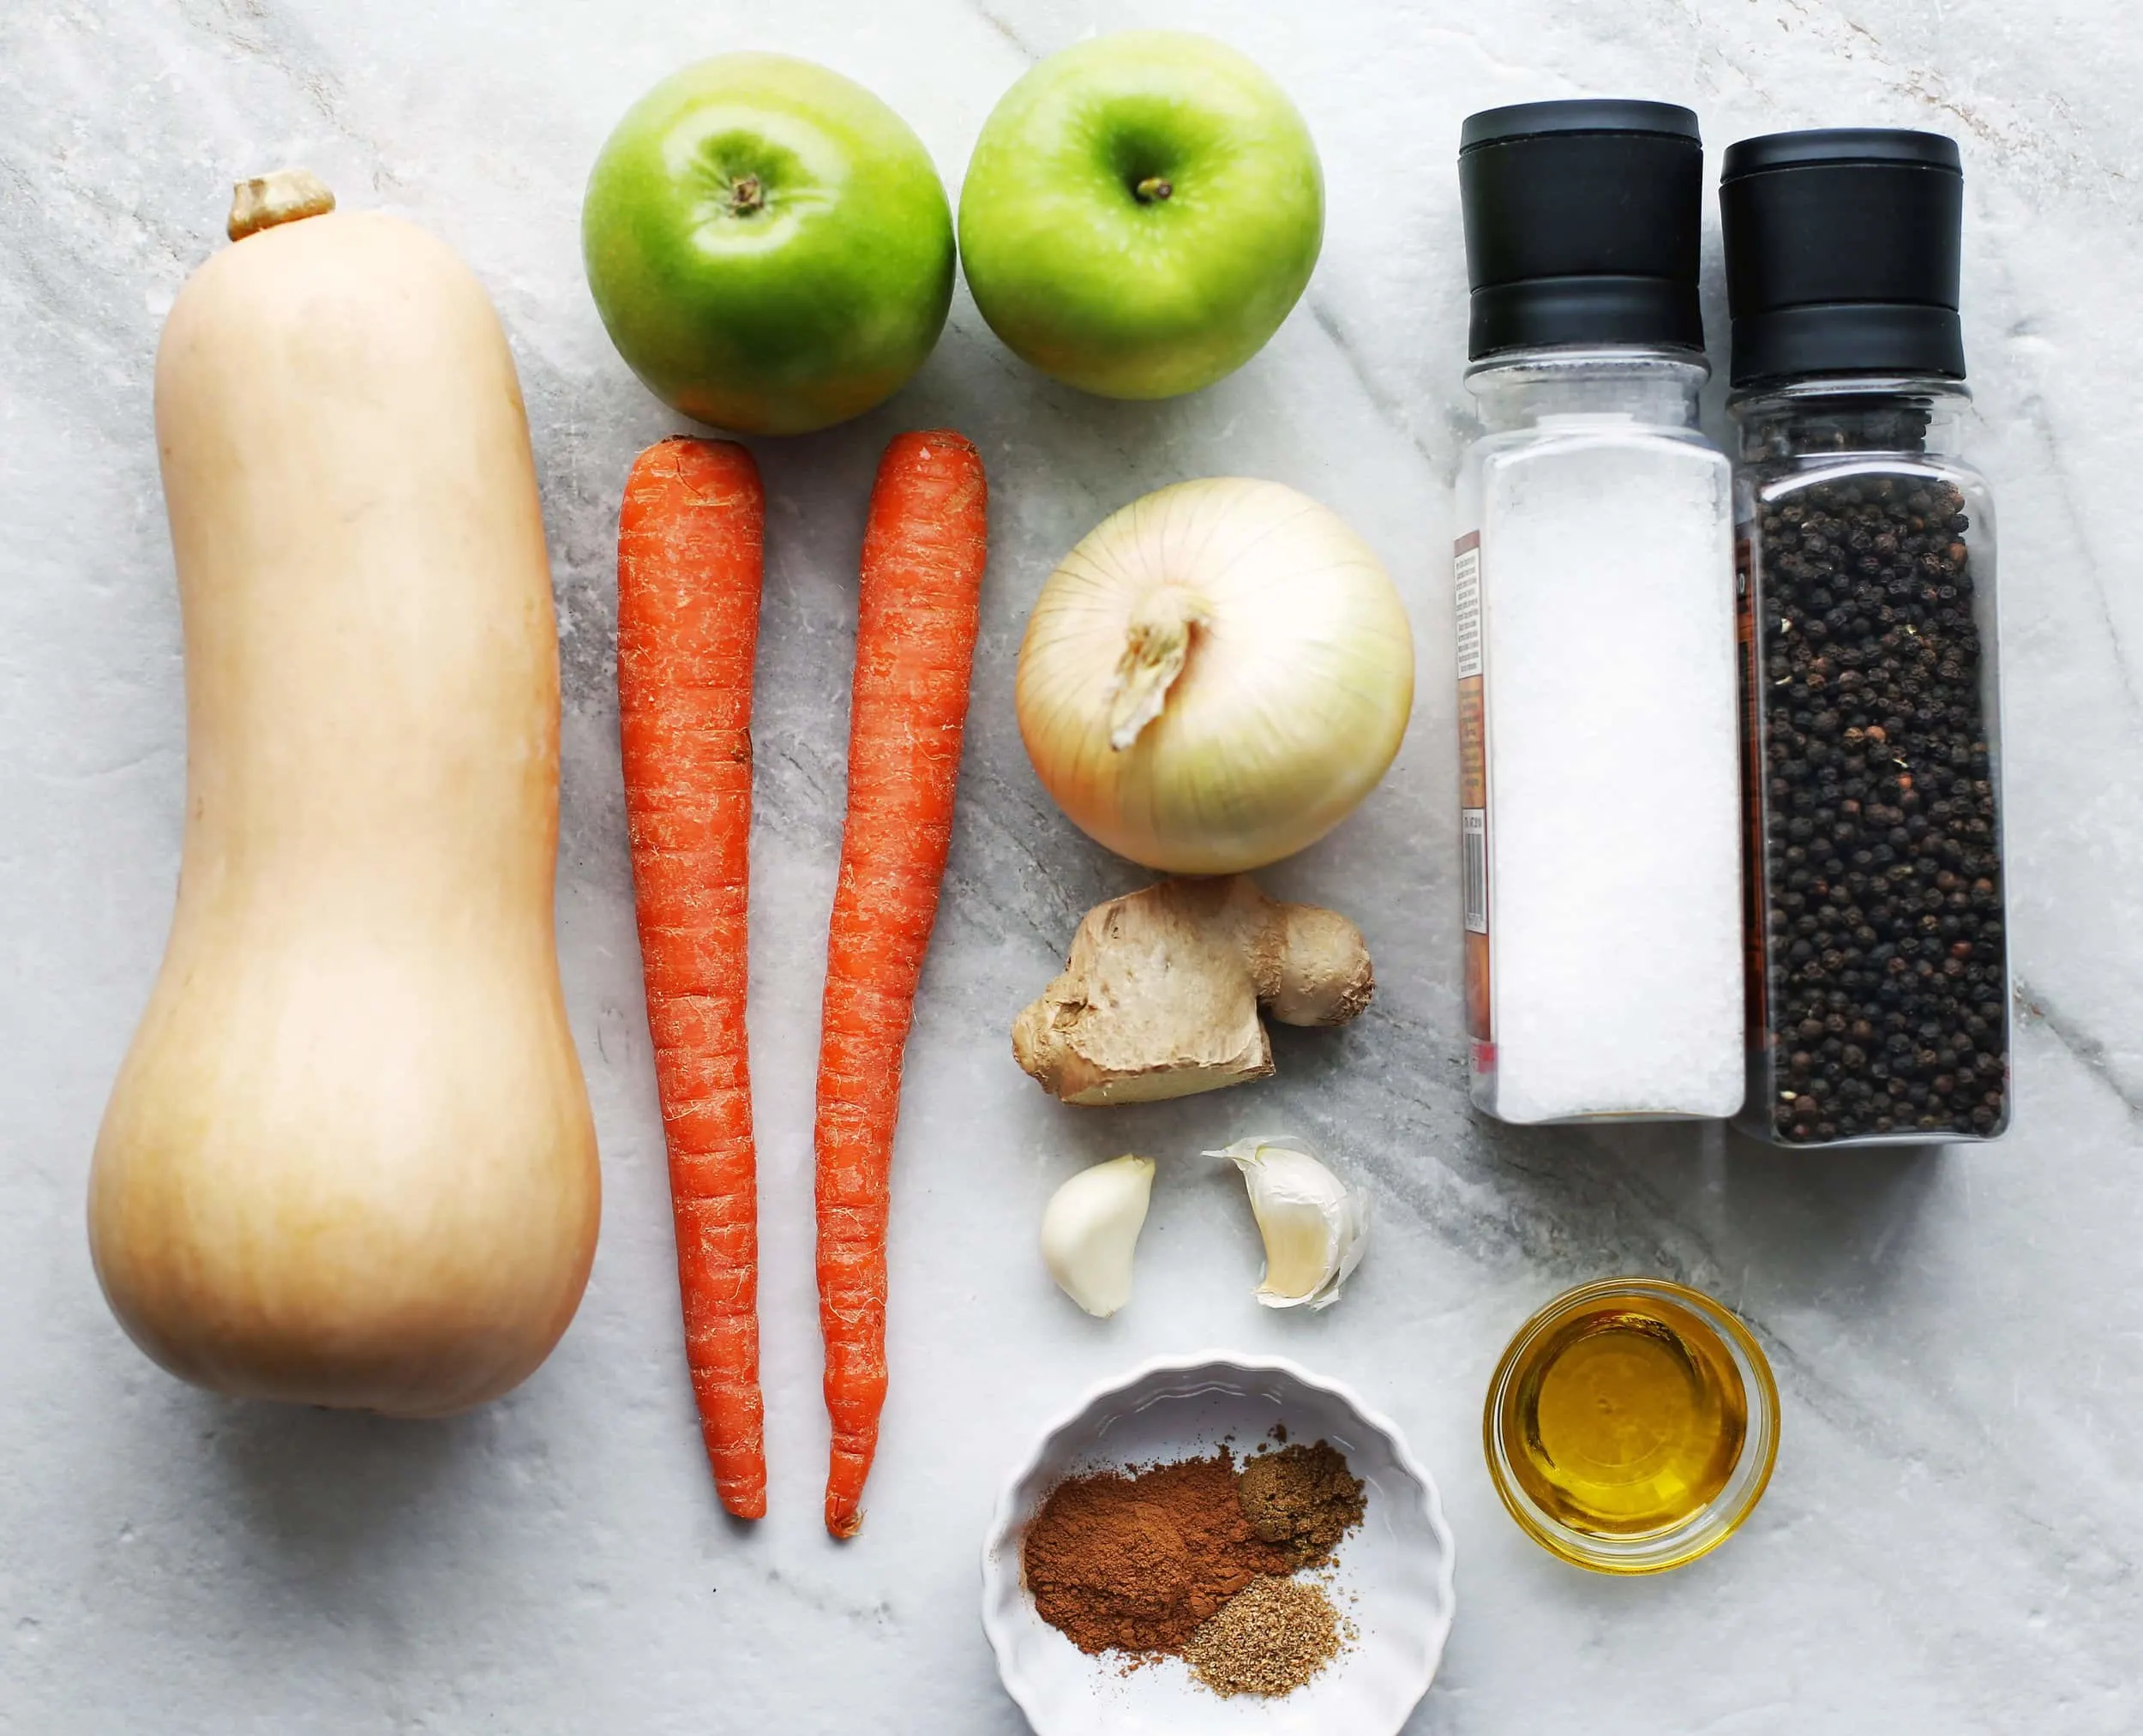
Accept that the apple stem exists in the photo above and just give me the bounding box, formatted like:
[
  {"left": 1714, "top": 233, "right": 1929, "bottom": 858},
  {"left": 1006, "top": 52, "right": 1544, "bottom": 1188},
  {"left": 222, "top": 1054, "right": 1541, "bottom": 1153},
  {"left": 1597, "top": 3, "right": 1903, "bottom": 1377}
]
[
  {"left": 728, "top": 174, "right": 766, "bottom": 217},
  {"left": 1134, "top": 176, "right": 1174, "bottom": 204}
]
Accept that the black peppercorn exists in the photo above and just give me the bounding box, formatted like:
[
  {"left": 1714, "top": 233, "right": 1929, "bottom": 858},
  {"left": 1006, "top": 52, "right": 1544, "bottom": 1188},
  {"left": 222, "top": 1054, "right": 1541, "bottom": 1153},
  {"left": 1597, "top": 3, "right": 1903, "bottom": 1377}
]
[{"left": 1746, "top": 471, "right": 2007, "bottom": 1144}]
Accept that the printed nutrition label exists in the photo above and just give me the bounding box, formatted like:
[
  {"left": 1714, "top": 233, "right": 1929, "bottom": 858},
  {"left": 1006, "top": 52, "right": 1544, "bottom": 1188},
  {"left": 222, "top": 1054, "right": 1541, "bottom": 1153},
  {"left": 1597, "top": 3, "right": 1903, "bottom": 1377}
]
[
  {"left": 1454, "top": 539, "right": 1483, "bottom": 682},
  {"left": 1455, "top": 531, "right": 1492, "bottom": 1043}
]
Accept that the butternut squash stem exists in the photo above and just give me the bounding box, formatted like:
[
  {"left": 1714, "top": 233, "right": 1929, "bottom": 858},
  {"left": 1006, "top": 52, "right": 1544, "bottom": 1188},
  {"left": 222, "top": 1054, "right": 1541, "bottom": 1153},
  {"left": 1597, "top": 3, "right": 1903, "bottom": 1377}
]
[{"left": 228, "top": 170, "right": 336, "bottom": 243}]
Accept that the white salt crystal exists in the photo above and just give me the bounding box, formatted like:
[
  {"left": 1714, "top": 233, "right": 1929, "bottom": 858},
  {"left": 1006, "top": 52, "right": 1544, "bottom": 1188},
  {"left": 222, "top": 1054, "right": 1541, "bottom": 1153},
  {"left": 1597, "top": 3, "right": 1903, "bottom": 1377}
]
[{"left": 1460, "top": 411, "right": 1744, "bottom": 1121}]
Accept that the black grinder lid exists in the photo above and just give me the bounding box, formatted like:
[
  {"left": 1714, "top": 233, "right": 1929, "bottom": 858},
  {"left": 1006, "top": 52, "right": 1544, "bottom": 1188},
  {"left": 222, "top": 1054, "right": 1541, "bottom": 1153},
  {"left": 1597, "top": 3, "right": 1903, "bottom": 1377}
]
[
  {"left": 1458, "top": 99, "right": 1705, "bottom": 361},
  {"left": 1720, "top": 129, "right": 1965, "bottom": 387}
]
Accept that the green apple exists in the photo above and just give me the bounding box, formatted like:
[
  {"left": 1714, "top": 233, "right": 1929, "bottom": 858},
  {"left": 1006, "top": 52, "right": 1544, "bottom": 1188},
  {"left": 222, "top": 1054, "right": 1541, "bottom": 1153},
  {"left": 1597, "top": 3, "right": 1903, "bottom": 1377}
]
[
  {"left": 582, "top": 55, "right": 954, "bottom": 436},
  {"left": 957, "top": 31, "right": 1323, "bottom": 400}
]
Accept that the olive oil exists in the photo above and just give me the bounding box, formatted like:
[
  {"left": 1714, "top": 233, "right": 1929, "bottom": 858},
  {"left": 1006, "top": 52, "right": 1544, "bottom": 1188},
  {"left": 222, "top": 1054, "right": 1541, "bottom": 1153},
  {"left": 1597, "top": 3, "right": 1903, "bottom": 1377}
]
[{"left": 1499, "top": 1288, "right": 1748, "bottom": 1539}]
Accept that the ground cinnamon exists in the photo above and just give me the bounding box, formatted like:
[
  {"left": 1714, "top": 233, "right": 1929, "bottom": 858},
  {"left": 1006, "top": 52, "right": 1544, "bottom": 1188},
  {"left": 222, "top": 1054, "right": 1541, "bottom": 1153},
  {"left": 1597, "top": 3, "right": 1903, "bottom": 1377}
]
[{"left": 1021, "top": 1451, "right": 1292, "bottom": 1655}]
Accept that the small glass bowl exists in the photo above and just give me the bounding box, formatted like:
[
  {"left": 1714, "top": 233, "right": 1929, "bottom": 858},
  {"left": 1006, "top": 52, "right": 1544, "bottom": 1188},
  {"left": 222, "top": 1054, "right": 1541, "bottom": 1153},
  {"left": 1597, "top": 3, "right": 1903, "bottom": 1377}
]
[{"left": 1483, "top": 1276, "right": 1780, "bottom": 1575}]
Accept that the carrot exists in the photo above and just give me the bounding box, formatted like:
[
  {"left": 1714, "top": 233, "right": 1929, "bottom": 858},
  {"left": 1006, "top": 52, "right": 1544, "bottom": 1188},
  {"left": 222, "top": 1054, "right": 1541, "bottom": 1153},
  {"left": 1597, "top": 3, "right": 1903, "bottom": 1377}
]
[
  {"left": 816, "top": 430, "right": 989, "bottom": 1538},
  {"left": 616, "top": 437, "right": 767, "bottom": 1521}
]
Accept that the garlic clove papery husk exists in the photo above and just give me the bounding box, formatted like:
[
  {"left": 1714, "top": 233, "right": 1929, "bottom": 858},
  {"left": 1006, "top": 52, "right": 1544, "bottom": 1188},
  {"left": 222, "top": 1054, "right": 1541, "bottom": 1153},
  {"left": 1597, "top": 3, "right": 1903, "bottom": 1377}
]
[
  {"left": 1213, "top": 1135, "right": 1368, "bottom": 1310},
  {"left": 1014, "top": 478, "right": 1416, "bottom": 876},
  {"left": 1040, "top": 1154, "right": 1156, "bottom": 1318}
]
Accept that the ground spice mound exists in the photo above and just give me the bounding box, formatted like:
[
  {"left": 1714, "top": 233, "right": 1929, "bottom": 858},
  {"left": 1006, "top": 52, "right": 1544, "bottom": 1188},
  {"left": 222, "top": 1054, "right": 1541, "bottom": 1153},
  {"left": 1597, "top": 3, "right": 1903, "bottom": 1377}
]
[
  {"left": 1184, "top": 1574, "right": 1347, "bottom": 1698},
  {"left": 1021, "top": 1451, "right": 1292, "bottom": 1655},
  {"left": 1237, "top": 1441, "right": 1366, "bottom": 1567}
]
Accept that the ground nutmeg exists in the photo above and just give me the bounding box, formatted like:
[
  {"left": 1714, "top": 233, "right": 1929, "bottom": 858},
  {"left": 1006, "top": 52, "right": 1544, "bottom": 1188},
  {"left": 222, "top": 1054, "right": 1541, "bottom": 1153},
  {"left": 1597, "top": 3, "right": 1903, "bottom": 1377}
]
[{"left": 1237, "top": 1439, "right": 1367, "bottom": 1568}]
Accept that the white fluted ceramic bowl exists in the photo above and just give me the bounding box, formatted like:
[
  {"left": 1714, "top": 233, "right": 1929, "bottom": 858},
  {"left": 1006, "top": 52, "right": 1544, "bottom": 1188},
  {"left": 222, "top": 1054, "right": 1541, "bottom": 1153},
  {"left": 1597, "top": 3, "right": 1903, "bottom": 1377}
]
[{"left": 981, "top": 1353, "right": 1456, "bottom": 1735}]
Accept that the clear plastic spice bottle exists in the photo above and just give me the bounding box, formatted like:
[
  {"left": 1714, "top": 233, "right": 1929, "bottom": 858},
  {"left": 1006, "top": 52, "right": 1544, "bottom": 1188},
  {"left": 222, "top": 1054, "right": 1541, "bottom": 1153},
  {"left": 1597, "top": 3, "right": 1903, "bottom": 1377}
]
[
  {"left": 1723, "top": 130, "right": 2009, "bottom": 1145},
  {"left": 1454, "top": 103, "right": 1744, "bottom": 1124}
]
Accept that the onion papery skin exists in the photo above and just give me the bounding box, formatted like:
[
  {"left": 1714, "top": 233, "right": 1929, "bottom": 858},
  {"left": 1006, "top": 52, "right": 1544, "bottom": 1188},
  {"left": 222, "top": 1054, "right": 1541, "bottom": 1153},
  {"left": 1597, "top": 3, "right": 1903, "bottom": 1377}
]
[{"left": 1016, "top": 478, "right": 1414, "bottom": 874}]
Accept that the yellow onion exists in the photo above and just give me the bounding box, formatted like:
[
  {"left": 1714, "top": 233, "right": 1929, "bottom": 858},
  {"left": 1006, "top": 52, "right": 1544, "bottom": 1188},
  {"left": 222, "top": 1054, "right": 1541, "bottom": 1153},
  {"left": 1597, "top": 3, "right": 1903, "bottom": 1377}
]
[{"left": 1015, "top": 478, "right": 1414, "bottom": 874}]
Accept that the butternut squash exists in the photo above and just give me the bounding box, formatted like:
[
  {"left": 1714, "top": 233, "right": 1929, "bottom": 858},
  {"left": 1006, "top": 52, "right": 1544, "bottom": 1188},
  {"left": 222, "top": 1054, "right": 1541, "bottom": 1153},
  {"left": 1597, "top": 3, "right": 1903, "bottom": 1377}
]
[{"left": 88, "top": 178, "right": 601, "bottom": 1415}]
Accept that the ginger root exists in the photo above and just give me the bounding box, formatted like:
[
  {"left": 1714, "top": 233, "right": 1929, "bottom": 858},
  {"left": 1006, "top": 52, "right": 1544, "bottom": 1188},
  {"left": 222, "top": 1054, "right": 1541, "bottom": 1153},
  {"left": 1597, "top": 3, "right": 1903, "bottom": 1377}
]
[{"left": 1011, "top": 876, "right": 1374, "bottom": 1106}]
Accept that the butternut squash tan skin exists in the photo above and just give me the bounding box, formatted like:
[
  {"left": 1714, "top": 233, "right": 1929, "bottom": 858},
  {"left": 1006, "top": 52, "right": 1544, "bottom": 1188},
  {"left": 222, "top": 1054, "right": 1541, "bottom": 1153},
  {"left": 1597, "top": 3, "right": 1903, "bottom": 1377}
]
[{"left": 88, "top": 205, "right": 601, "bottom": 1415}]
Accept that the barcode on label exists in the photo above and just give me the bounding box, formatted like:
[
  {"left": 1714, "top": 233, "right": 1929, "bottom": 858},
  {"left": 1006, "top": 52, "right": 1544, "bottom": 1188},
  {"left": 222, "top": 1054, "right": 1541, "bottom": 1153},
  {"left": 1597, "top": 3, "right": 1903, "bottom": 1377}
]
[{"left": 1462, "top": 808, "right": 1488, "bottom": 933}]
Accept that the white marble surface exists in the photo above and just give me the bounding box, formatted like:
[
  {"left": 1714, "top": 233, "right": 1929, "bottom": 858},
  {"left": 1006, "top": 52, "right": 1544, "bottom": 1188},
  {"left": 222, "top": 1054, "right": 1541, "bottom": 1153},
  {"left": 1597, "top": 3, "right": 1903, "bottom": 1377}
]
[{"left": 5, "top": 1, "right": 2142, "bottom": 1730}]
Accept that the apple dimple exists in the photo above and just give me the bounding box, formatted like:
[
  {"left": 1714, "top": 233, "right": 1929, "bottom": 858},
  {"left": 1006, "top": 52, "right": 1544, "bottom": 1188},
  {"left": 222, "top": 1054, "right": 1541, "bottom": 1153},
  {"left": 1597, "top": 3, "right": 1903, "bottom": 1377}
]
[
  {"left": 957, "top": 29, "right": 1323, "bottom": 399},
  {"left": 688, "top": 131, "right": 801, "bottom": 214},
  {"left": 1099, "top": 112, "right": 1188, "bottom": 207},
  {"left": 584, "top": 52, "right": 954, "bottom": 434}
]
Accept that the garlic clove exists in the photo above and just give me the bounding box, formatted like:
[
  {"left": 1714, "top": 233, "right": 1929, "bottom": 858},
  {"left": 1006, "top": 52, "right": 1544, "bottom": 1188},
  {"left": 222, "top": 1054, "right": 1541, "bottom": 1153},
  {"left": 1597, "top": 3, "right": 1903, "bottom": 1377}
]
[
  {"left": 1212, "top": 1136, "right": 1369, "bottom": 1311},
  {"left": 1040, "top": 1154, "right": 1156, "bottom": 1318}
]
